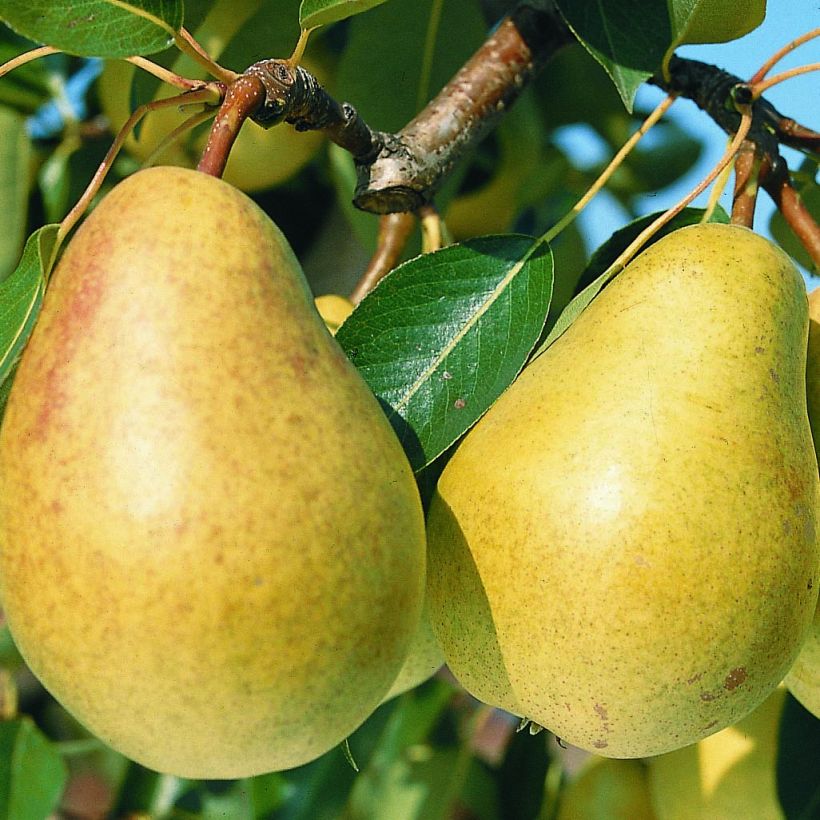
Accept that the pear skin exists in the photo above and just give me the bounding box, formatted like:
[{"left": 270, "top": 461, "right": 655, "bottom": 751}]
[
  {"left": 784, "top": 288, "right": 820, "bottom": 719},
  {"left": 427, "top": 223, "right": 819, "bottom": 757},
  {"left": 383, "top": 601, "right": 444, "bottom": 701},
  {"left": 647, "top": 686, "right": 787, "bottom": 820},
  {"left": 557, "top": 758, "right": 656, "bottom": 820},
  {"left": 0, "top": 166, "right": 426, "bottom": 778},
  {"left": 315, "top": 293, "right": 355, "bottom": 335}
]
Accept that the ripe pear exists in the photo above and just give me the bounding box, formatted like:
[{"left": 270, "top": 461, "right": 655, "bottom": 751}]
[
  {"left": 557, "top": 758, "right": 656, "bottom": 820},
  {"left": 315, "top": 293, "right": 355, "bottom": 335},
  {"left": 647, "top": 686, "right": 787, "bottom": 820},
  {"left": 0, "top": 166, "right": 426, "bottom": 778},
  {"left": 427, "top": 223, "right": 819, "bottom": 757},
  {"left": 383, "top": 602, "right": 444, "bottom": 701},
  {"left": 784, "top": 288, "right": 820, "bottom": 719},
  {"left": 314, "top": 293, "right": 445, "bottom": 702}
]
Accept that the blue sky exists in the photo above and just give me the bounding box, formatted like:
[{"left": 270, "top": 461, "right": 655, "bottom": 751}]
[{"left": 553, "top": 0, "right": 819, "bottom": 283}]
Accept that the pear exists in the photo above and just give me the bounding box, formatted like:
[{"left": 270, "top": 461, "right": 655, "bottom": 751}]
[
  {"left": 314, "top": 293, "right": 355, "bottom": 335},
  {"left": 0, "top": 166, "right": 426, "bottom": 778},
  {"left": 784, "top": 287, "right": 820, "bottom": 719},
  {"left": 427, "top": 223, "right": 819, "bottom": 757},
  {"left": 647, "top": 686, "right": 787, "bottom": 820},
  {"left": 557, "top": 758, "right": 656, "bottom": 820},
  {"left": 383, "top": 602, "right": 444, "bottom": 701}
]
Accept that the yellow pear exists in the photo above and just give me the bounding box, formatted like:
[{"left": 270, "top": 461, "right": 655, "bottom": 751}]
[
  {"left": 647, "top": 686, "right": 787, "bottom": 820},
  {"left": 383, "top": 602, "right": 444, "bottom": 701},
  {"left": 426, "top": 223, "right": 819, "bottom": 757},
  {"left": 557, "top": 758, "right": 656, "bottom": 820},
  {"left": 784, "top": 287, "right": 820, "bottom": 718},
  {"left": 0, "top": 166, "right": 426, "bottom": 778},
  {"left": 314, "top": 293, "right": 355, "bottom": 335}
]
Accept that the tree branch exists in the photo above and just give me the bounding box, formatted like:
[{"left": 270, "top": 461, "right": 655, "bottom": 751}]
[
  {"left": 352, "top": 4, "right": 574, "bottom": 213},
  {"left": 652, "top": 56, "right": 820, "bottom": 264}
]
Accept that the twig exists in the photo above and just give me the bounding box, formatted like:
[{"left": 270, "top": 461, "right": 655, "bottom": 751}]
[
  {"left": 126, "top": 56, "right": 208, "bottom": 91},
  {"left": 246, "top": 59, "right": 380, "bottom": 161},
  {"left": 750, "top": 27, "right": 820, "bottom": 83},
  {"left": 607, "top": 105, "right": 754, "bottom": 276},
  {"left": 538, "top": 94, "right": 677, "bottom": 246},
  {"left": 652, "top": 56, "right": 820, "bottom": 262},
  {"left": 752, "top": 63, "right": 820, "bottom": 98},
  {"left": 197, "top": 74, "right": 265, "bottom": 177},
  {"left": 349, "top": 213, "right": 416, "bottom": 304}
]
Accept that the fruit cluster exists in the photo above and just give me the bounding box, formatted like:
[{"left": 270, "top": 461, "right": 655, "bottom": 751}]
[{"left": 0, "top": 167, "right": 816, "bottom": 781}]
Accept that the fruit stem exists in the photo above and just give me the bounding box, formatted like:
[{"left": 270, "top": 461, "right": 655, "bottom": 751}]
[
  {"left": 125, "top": 56, "right": 208, "bottom": 91},
  {"left": 420, "top": 204, "right": 445, "bottom": 253},
  {"left": 173, "top": 27, "right": 239, "bottom": 85},
  {"left": 731, "top": 144, "right": 761, "bottom": 228},
  {"left": 604, "top": 104, "right": 753, "bottom": 277},
  {"left": 0, "top": 46, "right": 60, "bottom": 79},
  {"left": 56, "top": 86, "right": 221, "bottom": 250},
  {"left": 142, "top": 105, "right": 216, "bottom": 167},
  {"left": 700, "top": 148, "right": 734, "bottom": 223},
  {"left": 750, "top": 27, "right": 820, "bottom": 84},
  {"left": 349, "top": 213, "right": 416, "bottom": 305},
  {"left": 537, "top": 94, "right": 677, "bottom": 247},
  {"left": 196, "top": 74, "right": 266, "bottom": 177},
  {"left": 751, "top": 63, "right": 820, "bottom": 99},
  {"left": 763, "top": 168, "right": 820, "bottom": 270}
]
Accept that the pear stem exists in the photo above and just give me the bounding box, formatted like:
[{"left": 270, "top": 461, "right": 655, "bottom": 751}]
[
  {"left": 349, "top": 213, "right": 416, "bottom": 305},
  {"left": 763, "top": 169, "right": 820, "bottom": 269},
  {"left": 750, "top": 27, "right": 820, "bottom": 84},
  {"left": 731, "top": 144, "right": 761, "bottom": 228},
  {"left": 605, "top": 105, "right": 754, "bottom": 277},
  {"left": 142, "top": 105, "right": 216, "bottom": 167},
  {"left": 0, "top": 46, "right": 60, "bottom": 79},
  {"left": 196, "top": 73, "right": 266, "bottom": 177},
  {"left": 751, "top": 63, "right": 820, "bottom": 99},
  {"left": 56, "top": 87, "right": 221, "bottom": 249},
  {"left": 420, "top": 204, "right": 445, "bottom": 254}
]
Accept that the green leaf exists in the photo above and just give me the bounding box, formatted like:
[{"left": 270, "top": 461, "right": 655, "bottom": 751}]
[
  {"left": 0, "top": 107, "right": 30, "bottom": 282},
  {"left": 494, "top": 728, "right": 550, "bottom": 820},
  {"left": 345, "top": 681, "right": 460, "bottom": 819},
  {"left": 533, "top": 206, "right": 728, "bottom": 357},
  {"left": 336, "top": 235, "right": 553, "bottom": 471},
  {"left": 335, "top": 0, "right": 486, "bottom": 132},
  {"left": 299, "top": 0, "right": 391, "bottom": 29},
  {"left": 554, "top": 0, "right": 672, "bottom": 111},
  {"left": 665, "top": 0, "right": 766, "bottom": 70},
  {"left": 0, "top": 0, "right": 182, "bottom": 58},
  {"left": 110, "top": 763, "right": 193, "bottom": 815},
  {"left": 776, "top": 693, "right": 820, "bottom": 820},
  {"left": 0, "top": 718, "right": 68, "bottom": 820},
  {"left": 0, "top": 225, "right": 58, "bottom": 405}
]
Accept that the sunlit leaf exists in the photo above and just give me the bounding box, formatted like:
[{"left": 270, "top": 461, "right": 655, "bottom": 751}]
[
  {"left": 0, "top": 0, "right": 182, "bottom": 58},
  {"left": 337, "top": 235, "right": 553, "bottom": 471},
  {"left": 300, "top": 0, "right": 391, "bottom": 29}
]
